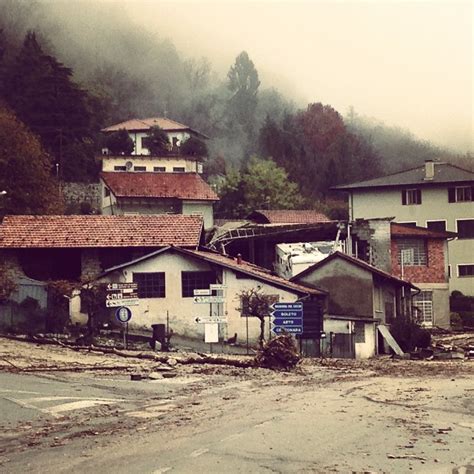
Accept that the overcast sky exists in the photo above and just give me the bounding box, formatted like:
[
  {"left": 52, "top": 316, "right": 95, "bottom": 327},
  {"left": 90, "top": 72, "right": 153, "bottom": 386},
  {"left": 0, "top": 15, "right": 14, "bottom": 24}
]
[{"left": 121, "top": 1, "right": 472, "bottom": 152}]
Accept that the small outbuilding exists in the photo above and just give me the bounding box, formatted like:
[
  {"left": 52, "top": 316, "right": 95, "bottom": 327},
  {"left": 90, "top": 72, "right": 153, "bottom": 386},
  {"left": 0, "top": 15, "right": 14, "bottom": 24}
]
[{"left": 292, "top": 251, "right": 418, "bottom": 358}]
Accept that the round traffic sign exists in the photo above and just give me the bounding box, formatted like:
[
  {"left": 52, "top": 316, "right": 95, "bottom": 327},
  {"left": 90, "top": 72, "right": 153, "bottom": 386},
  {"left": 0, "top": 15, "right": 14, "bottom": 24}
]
[{"left": 115, "top": 306, "right": 132, "bottom": 323}]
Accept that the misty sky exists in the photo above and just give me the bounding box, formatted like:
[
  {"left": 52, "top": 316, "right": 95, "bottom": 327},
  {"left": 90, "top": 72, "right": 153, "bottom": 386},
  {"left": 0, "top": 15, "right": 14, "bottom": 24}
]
[{"left": 117, "top": 0, "right": 472, "bottom": 153}]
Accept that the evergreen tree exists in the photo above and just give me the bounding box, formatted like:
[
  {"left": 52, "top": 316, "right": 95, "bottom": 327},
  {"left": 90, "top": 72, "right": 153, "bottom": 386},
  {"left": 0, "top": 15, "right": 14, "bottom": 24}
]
[
  {"left": 146, "top": 125, "right": 170, "bottom": 156},
  {"left": 105, "top": 129, "right": 134, "bottom": 155},
  {"left": 6, "top": 31, "right": 95, "bottom": 181}
]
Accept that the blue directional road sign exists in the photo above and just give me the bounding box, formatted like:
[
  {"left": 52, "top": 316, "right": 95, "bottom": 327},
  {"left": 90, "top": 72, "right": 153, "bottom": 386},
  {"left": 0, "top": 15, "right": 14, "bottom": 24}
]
[
  {"left": 271, "top": 302, "right": 303, "bottom": 335},
  {"left": 115, "top": 306, "right": 132, "bottom": 323}
]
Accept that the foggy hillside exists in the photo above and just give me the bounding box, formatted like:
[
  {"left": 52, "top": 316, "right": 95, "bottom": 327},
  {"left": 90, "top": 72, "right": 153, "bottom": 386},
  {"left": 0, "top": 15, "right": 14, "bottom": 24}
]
[{"left": 0, "top": 0, "right": 469, "bottom": 190}]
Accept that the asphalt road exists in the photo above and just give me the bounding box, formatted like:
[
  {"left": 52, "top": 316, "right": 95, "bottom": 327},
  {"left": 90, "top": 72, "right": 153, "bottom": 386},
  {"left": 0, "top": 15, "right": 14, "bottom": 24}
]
[{"left": 1, "top": 369, "right": 473, "bottom": 473}]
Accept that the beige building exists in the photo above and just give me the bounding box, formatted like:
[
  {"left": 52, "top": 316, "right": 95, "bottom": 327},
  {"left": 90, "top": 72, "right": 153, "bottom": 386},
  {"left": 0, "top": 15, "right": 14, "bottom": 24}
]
[
  {"left": 101, "top": 117, "right": 208, "bottom": 156},
  {"left": 87, "top": 247, "right": 325, "bottom": 346},
  {"left": 335, "top": 161, "right": 474, "bottom": 297}
]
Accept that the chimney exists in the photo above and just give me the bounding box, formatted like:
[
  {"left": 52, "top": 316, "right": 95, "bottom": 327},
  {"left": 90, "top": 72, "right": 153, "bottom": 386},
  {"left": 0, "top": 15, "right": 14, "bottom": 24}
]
[
  {"left": 424, "top": 160, "right": 435, "bottom": 180},
  {"left": 236, "top": 253, "right": 242, "bottom": 265}
]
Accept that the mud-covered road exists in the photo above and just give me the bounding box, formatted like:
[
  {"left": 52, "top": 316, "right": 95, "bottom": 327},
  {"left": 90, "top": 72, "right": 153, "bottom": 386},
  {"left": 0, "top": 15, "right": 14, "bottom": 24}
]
[{"left": 1, "top": 337, "right": 473, "bottom": 473}]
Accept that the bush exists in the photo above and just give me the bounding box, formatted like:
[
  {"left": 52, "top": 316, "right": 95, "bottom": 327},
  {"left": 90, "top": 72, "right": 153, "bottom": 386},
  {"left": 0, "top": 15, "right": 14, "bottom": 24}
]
[{"left": 390, "top": 315, "right": 431, "bottom": 352}]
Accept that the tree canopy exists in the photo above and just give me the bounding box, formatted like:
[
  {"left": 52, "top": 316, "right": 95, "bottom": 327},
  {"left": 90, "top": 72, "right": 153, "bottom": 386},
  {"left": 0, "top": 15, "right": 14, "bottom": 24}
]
[
  {"left": 146, "top": 125, "right": 170, "bottom": 156},
  {"left": 0, "top": 106, "right": 64, "bottom": 216},
  {"left": 217, "top": 157, "right": 303, "bottom": 218},
  {"left": 105, "top": 128, "right": 134, "bottom": 155}
]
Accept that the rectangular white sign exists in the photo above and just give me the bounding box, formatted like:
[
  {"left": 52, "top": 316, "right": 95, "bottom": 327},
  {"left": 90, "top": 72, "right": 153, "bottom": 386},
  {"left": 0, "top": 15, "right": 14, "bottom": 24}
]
[
  {"left": 193, "top": 296, "right": 225, "bottom": 304},
  {"left": 195, "top": 317, "right": 228, "bottom": 324},
  {"left": 193, "top": 289, "right": 212, "bottom": 296},
  {"left": 209, "top": 284, "right": 226, "bottom": 290},
  {"left": 204, "top": 323, "right": 219, "bottom": 343},
  {"left": 106, "top": 299, "right": 140, "bottom": 308}
]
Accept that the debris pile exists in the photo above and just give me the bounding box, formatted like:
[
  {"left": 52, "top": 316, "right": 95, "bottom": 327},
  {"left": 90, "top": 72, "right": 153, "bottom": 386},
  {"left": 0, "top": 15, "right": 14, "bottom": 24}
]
[{"left": 255, "top": 334, "right": 301, "bottom": 370}]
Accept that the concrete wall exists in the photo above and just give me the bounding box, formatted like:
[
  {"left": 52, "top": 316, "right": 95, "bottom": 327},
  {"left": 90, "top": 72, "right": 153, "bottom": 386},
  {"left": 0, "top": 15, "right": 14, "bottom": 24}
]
[
  {"left": 90, "top": 250, "right": 301, "bottom": 345},
  {"left": 101, "top": 155, "right": 200, "bottom": 173},
  {"left": 297, "top": 258, "right": 374, "bottom": 318},
  {"left": 61, "top": 182, "right": 101, "bottom": 213},
  {"left": 182, "top": 201, "right": 214, "bottom": 229},
  {"left": 350, "top": 186, "right": 474, "bottom": 295}
]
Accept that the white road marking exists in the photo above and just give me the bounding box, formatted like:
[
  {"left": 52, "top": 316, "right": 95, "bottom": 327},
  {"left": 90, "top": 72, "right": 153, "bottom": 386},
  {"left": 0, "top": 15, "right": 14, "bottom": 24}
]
[
  {"left": 189, "top": 448, "right": 209, "bottom": 458},
  {"left": 47, "top": 400, "right": 116, "bottom": 414},
  {"left": 152, "top": 468, "right": 172, "bottom": 474},
  {"left": 0, "top": 389, "right": 40, "bottom": 394}
]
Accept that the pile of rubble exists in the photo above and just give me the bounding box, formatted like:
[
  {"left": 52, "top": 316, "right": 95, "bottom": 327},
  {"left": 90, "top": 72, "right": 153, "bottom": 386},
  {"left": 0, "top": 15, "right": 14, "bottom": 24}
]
[
  {"left": 411, "top": 332, "right": 474, "bottom": 360},
  {"left": 255, "top": 334, "right": 301, "bottom": 370}
]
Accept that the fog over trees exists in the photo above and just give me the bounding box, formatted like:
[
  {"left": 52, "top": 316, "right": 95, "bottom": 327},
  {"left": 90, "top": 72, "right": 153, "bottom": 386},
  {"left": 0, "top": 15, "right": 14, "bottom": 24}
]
[{"left": 0, "top": 0, "right": 469, "bottom": 215}]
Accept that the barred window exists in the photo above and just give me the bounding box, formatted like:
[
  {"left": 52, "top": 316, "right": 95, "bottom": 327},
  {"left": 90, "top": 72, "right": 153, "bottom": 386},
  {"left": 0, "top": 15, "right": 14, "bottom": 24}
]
[
  {"left": 154, "top": 166, "right": 166, "bottom": 172},
  {"left": 173, "top": 167, "right": 185, "bottom": 173},
  {"left": 413, "top": 291, "right": 433, "bottom": 326},
  {"left": 354, "top": 322, "right": 365, "bottom": 343},
  {"left": 133, "top": 272, "right": 165, "bottom": 298},
  {"left": 114, "top": 165, "right": 126, "bottom": 171},
  {"left": 181, "top": 271, "right": 216, "bottom": 297},
  {"left": 397, "top": 239, "right": 427, "bottom": 266},
  {"left": 134, "top": 166, "right": 147, "bottom": 172}
]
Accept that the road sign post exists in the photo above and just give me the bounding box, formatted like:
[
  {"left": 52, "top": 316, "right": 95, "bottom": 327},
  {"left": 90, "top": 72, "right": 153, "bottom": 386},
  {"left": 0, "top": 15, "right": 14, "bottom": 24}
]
[
  {"left": 271, "top": 302, "right": 304, "bottom": 336},
  {"left": 115, "top": 306, "right": 132, "bottom": 349},
  {"left": 106, "top": 283, "right": 139, "bottom": 308}
]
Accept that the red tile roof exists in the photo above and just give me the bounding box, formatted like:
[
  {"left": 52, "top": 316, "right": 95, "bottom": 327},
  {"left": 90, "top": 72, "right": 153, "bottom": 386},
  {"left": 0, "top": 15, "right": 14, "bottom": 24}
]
[
  {"left": 101, "top": 172, "right": 219, "bottom": 201},
  {"left": 0, "top": 215, "right": 203, "bottom": 249},
  {"left": 101, "top": 117, "right": 209, "bottom": 138},
  {"left": 248, "top": 210, "right": 330, "bottom": 224},
  {"left": 391, "top": 223, "right": 456, "bottom": 239}
]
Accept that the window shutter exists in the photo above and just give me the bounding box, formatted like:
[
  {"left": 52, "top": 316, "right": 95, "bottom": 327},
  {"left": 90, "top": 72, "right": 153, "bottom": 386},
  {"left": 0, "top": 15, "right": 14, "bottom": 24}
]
[
  {"left": 401, "top": 190, "right": 407, "bottom": 205},
  {"left": 416, "top": 189, "right": 422, "bottom": 204},
  {"left": 448, "top": 187, "right": 456, "bottom": 203}
]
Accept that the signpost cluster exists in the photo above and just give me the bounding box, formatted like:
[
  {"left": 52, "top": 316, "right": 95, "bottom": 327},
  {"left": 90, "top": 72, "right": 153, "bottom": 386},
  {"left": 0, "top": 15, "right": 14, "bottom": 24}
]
[
  {"left": 271, "top": 302, "right": 304, "bottom": 335},
  {"left": 193, "top": 284, "right": 227, "bottom": 346},
  {"left": 105, "top": 282, "right": 138, "bottom": 349}
]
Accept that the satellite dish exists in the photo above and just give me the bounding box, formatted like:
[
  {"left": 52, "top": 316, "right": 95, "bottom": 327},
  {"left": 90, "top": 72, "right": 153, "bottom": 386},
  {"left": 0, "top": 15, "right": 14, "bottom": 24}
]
[{"left": 125, "top": 161, "right": 133, "bottom": 171}]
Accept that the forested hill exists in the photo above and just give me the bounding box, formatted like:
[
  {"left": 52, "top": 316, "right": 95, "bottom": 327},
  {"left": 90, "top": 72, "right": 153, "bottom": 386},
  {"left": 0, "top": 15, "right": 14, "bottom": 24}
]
[{"left": 0, "top": 0, "right": 468, "bottom": 216}]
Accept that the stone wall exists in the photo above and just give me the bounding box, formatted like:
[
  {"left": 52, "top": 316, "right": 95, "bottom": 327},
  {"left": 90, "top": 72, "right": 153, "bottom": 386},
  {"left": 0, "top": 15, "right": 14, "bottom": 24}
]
[{"left": 61, "top": 182, "right": 101, "bottom": 214}]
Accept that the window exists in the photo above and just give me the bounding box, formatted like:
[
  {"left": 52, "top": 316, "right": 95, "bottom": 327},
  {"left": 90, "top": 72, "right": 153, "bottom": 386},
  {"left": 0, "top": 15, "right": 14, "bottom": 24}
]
[
  {"left": 133, "top": 272, "right": 165, "bottom": 298},
  {"left": 448, "top": 265, "right": 451, "bottom": 278},
  {"left": 104, "top": 187, "right": 110, "bottom": 197},
  {"left": 448, "top": 186, "right": 474, "bottom": 203},
  {"left": 457, "top": 220, "right": 474, "bottom": 239},
  {"left": 181, "top": 271, "right": 216, "bottom": 297},
  {"left": 397, "top": 239, "right": 427, "bottom": 266},
  {"left": 154, "top": 166, "right": 166, "bottom": 172},
  {"left": 426, "top": 220, "right": 446, "bottom": 232},
  {"left": 458, "top": 264, "right": 474, "bottom": 277},
  {"left": 399, "top": 222, "right": 417, "bottom": 227},
  {"left": 114, "top": 165, "right": 126, "bottom": 171},
  {"left": 134, "top": 166, "right": 146, "bottom": 172},
  {"left": 413, "top": 291, "right": 433, "bottom": 326},
  {"left": 402, "top": 188, "right": 422, "bottom": 205},
  {"left": 173, "top": 167, "right": 185, "bottom": 173},
  {"left": 374, "top": 285, "right": 383, "bottom": 312},
  {"left": 354, "top": 322, "right": 365, "bottom": 343}
]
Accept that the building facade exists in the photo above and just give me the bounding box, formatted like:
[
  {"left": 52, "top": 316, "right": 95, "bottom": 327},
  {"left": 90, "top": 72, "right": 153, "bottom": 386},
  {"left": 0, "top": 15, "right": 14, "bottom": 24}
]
[{"left": 335, "top": 161, "right": 474, "bottom": 296}]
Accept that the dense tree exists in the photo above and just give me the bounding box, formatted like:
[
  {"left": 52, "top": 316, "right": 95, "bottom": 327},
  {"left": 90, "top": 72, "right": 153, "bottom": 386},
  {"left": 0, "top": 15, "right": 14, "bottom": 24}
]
[
  {"left": 217, "top": 157, "right": 303, "bottom": 218},
  {"left": 0, "top": 106, "right": 64, "bottom": 216},
  {"left": 5, "top": 32, "right": 95, "bottom": 181},
  {"left": 180, "top": 136, "right": 208, "bottom": 157},
  {"left": 146, "top": 125, "right": 170, "bottom": 156},
  {"left": 105, "top": 128, "right": 134, "bottom": 155}
]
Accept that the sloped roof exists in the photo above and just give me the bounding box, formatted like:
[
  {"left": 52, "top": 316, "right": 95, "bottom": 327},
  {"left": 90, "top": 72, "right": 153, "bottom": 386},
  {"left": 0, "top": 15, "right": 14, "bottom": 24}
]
[
  {"left": 248, "top": 210, "right": 331, "bottom": 224},
  {"left": 333, "top": 162, "right": 474, "bottom": 191},
  {"left": 391, "top": 222, "right": 456, "bottom": 239},
  {"left": 101, "top": 172, "right": 219, "bottom": 201},
  {"left": 101, "top": 246, "right": 326, "bottom": 297},
  {"left": 291, "top": 251, "right": 417, "bottom": 289},
  {"left": 0, "top": 215, "right": 203, "bottom": 249},
  {"left": 101, "top": 117, "right": 209, "bottom": 139}
]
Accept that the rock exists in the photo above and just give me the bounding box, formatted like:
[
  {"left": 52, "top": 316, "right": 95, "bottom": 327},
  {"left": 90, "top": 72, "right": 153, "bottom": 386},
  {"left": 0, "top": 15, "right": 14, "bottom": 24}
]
[
  {"left": 162, "top": 372, "right": 177, "bottom": 378},
  {"left": 167, "top": 357, "right": 178, "bottom": 367},
  {"left": 148, "top": 372, "right": 163, "bottom": 380}
]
